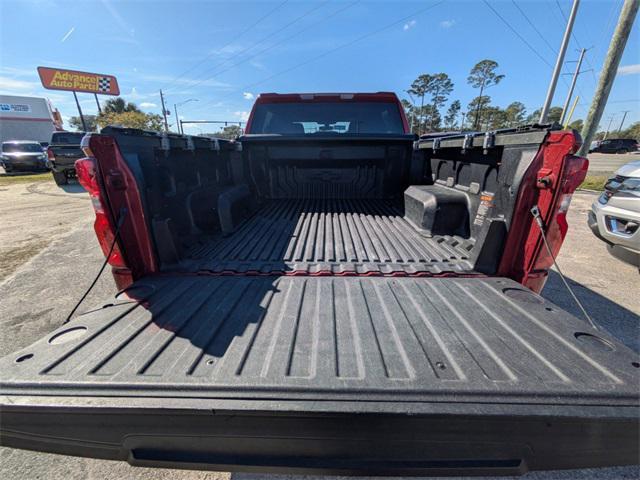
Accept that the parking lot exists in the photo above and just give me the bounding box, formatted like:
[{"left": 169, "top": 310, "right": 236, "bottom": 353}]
[
  {"left": 0, "top": 165, "right": 638, "bottom": 479},
  {"left": 586, "top": 151, "right": 639, "bottom": 174}
]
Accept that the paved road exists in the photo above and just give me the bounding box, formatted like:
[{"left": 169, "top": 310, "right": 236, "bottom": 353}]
[
  {"left": 0, "top": 180, "right": 638, "bottom": 480},
  {"left": 586, "top": 152, "right": 639, "bottom": 175}
]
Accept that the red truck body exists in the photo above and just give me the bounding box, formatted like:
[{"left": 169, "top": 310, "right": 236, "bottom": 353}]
[{"left": 1, "top": 92, "right": 638, "bottom": 477}]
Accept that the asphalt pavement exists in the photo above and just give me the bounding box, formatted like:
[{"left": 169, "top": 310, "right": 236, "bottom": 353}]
[
  {"left": 586, "top": 151, "right": 639, "bottom": 174},
  {"left": 0, "top": 179, "right": 638, "bottom": 480}
]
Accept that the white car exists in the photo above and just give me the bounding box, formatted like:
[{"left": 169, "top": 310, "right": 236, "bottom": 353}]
[{"left": 588, "top": 160, "right": 640, "bottom": 268}]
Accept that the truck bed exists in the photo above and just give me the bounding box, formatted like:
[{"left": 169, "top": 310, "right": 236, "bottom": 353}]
[
  {"left": 1, "top": 275, "right": 638, "bottom": 474},
  {"left": 183, "top": 199, "right": 474, "bottom": 274}
]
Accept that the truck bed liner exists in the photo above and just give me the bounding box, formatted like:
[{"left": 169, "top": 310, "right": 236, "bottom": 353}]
[
  {"left": 2, "top": 275, "right": 638, "bottom": 475},
  {"left": 184, "top": 199, "right": 474, "bottom": 274},
  {"left": 2, "top": 275, "right": 637, "bottom": 406}
]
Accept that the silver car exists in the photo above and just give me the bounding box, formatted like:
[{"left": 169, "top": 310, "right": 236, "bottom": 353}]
[{"left": 588, "top": 160, "right": 640, "bottom": 268}]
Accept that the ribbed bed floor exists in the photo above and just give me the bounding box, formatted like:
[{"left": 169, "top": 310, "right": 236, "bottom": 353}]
[{"left": 185, "top": 199, "right": 475, "bottom": 275}]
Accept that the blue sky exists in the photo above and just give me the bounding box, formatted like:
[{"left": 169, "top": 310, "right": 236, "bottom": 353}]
[{"left": 1, "top": 0, "right": 638, "bottom": 134}]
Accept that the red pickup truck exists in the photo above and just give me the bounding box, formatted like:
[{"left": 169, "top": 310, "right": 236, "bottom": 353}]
[{"left": 1, "top": 92, "right": 638, "bottom": 476}]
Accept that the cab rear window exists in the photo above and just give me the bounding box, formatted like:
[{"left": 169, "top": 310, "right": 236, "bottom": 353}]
[
  {"left": 249, "top": 102, "right": 404, "bottom": 135},
  {"left": 51, "top": 132, "right": 85, "bottom": 144}
]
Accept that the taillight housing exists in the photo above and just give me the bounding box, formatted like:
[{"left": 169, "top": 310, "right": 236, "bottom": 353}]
[
  {"left": 46, "top": 147, "right": 55, "bottom": 161},
  {"left": 498, "top": 131, "right": 588, "bottom": 293},
  {"left": 75, "top": 157, "right": 126, "bottom": 268}
]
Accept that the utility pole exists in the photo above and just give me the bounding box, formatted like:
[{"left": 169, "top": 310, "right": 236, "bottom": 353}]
[
  {"left": 159, "top": 89, "right": 169, "bottom": 132},
  {"left": 72, "top": 91, "right": 87, "bottom": 132},
  {"left": 579, "top": 0, "right": 639, "bottom": 156},
  {"left": 93, "top": 94, "right": 102, "bottom": 114},
  {"left": 559, "top": 48, "right": 586, "bottom": 125},
  {"left": 604, "top": 115, "right": 615, "bottom": 140},
  {"left": 563, "top": 96, "right": 580, "bottom": 129},
  {"left": 540, "top": 0, "right": 580, "bottom": 123},
  {"left": 618, "top": 110, "right": 631, "bottom": 132},
  {"left": 174, "top": 104, "right": 180, "bottom": 133}
]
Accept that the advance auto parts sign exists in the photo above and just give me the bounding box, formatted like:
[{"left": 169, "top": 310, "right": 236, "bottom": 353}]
[{"left": 37, "top": 66, "right": 120, "bottom": 95}]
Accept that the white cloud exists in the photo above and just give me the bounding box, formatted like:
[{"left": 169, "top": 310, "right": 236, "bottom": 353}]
[
  {"left": 60, "top": 26, "right": 75, "bottom": 43},
  {"left": 234, "top": 111, "right": 250, "bottom": 122},
  {"left": 440, "top": 19, "right": 455, "bottom": 28},
  {"left": 242, "top": 92, "right": 254, "bottom": 100},
  {"left": 618, "top": 64, "right": 640, "bottom": 75},
  {"left": 403, "top": 20, "right": 416, "bottom": 31},
  {"left": 0, "top": 76, "right": 40, "bottom": 91},
  {"left": 139, "top": 102, "right": 157, "bottom": 108},
  {"left": 136, "top": 72, "right": 231, "bottom": 90}
]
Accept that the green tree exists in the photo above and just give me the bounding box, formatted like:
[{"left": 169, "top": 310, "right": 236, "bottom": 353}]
[
  {"left": 483, "top": 106, "right": 508, "bottom": 130},
  {"left": 401, "top": 99, "right": 418, "bottom": 133},
  {"left": 102, "top": 97, "right": 141, "bottom": 114},
  {"left": 425, "top": 73, "right": 454, "bottom": 130},
  {"left": 467, "top": 60, "right": 505, "bottom": 130},
  {"left": 212, "top": 124, "right": 243, "bottom": 139},
  {"left": 527, "top": 106, "right": 563, "bottom": 124},
  {"left": 568, "top": 119, "right": 583, "bottom": 132},
  {"left": 97, "top": 110, "right": 163, "bottom": 131},
  {"left": 419, "top": 104, "right": 442, "bottom": 132},
  {"left": 504, "top": 102, "right": 527, "bottom": 127},
  {"left": 408, "top": 74, "right": 430, "bottom": 133},
  {"left": 466, "top": 95, "right": 493, "bottom": 130},
  {"left": 408, "top": 73, "right": 454, "bottom": 132},
  {"left": 69, "top": 115, "right": 98, "bottom": 132},
  {"left": 619, "top": 121, "right": 640, "bottom": 140},
  {"left": 444, "top": 100, "right": 461, "bottom": 130}
]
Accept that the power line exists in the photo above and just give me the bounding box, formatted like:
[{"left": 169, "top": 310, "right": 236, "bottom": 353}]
[
  {"left": 485, "top": 0, "right": 582, "bottom": 114},
  {"left": 511, "top": 0, "right": 557, "bottom": 55},
  {"left": 185, "top": 0, "right": 357, "bottom": 97},
  {"left": 555, "top": 0, "right": 597, "bottom": 83},
  {"left": 482, "top": 0, "right": 553, "bottom": 68},
  {"left": 192, "top": 0, "right": 446, "bottom": 113},
  {"left": 162, "top": 0, "right": 290, "bottom": 91},
  {"left": 167, "top": 0, "right": 330, "bottom": 94}
]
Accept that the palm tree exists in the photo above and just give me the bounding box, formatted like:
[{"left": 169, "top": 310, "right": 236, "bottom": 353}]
[{"left": 102, "top": 97, "right": 141, "bottom": 114}]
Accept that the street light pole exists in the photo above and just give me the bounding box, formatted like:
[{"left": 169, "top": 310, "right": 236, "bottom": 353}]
[
  {"left": 540, "top": 0, "right": 580, "bottom": 123},
  {"left": 174, "top": 99, "right": 198, "bottom": 135}
]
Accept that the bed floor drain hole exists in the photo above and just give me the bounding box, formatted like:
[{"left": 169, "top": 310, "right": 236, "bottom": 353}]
[
  {"left": 632, "top": 362, "right": 640, "bottom": 368},
  {"left": 49, "top": 326, "right": 88, "bottom": 345},
  {"left": 15, "top": 353, "right": 33, "bottom": 363}
]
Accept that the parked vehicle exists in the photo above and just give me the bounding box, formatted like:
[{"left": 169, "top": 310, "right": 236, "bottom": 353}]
[
  {"left": 0, "top": 140, "right": 48, "bottom": 172},
  {"left": 46, "top": 131, "right": 85, "bottom": 185},
  {"left": 588, "top": 160, "right": 640, "bottom": 268},
  {"left": 1, "top": 93, "right": 638, "bottom": 476},
  {"left": 589, "top": 138, "right": 638, "bottom": 154}
]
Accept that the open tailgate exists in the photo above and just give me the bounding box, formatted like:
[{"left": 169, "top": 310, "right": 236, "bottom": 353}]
[{"left": 1, "top": 275, "right": 638, "bottom": 476}]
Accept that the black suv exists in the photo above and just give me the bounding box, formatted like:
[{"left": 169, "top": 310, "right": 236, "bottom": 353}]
[{"left": 589, "top": 138, "right": 638, "bottom": 154}]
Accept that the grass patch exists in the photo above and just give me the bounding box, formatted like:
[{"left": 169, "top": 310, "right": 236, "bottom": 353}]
[
  {"left": 0, "top": 172, "right": 52, "bottom": 186},
  {"left": 579, "top": 175, "right": 608, "bottom": 191}
]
